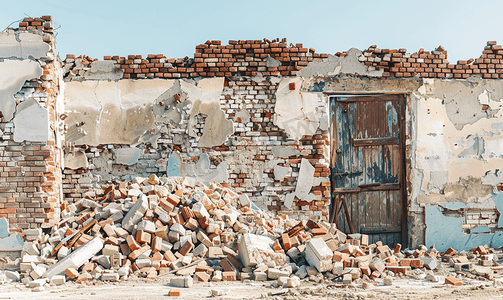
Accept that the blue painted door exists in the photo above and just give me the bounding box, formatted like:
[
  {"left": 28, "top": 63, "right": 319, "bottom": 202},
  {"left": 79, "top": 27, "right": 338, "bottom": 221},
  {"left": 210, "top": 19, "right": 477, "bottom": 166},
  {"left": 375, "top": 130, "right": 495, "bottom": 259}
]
[{"left": 330, "top": 95, "right": 406, "bottom": 247}]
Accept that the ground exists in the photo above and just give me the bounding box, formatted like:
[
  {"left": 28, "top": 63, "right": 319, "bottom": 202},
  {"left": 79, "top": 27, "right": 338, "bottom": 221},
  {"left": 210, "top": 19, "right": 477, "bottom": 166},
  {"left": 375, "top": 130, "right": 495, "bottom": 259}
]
[{"left": 2, "top": 276, "right": 503, "bottom": 300}]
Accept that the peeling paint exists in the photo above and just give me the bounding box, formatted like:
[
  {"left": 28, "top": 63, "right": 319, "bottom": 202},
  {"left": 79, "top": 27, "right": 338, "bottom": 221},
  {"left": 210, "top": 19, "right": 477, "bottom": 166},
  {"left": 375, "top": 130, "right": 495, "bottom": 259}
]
[
  {"left": 114, "top": 147, "right": 141, "bottom": 166},
  {"left": 417, "top": 79, "right": 503, "bottom": 130},
  {"left": 274, "top": 77, "right": 319, "bottom": 140},
  {"left": 0, "top": 31, "right": 50, "bottom": 59},
  {"left": 0, "top": 59, "right": 43, "bottom": 121},
  {"left": 425, "top": 194, "right": 503, "bottom": 252},
  {"left": 413, "top": 79, "right": 503, "bottom": 210},
  {"left": 13, "top": 98, "right": 49, "bottom": 143},
  {"left": 64, "top": 79, "right": 175, "bottom": 145},
  {"left": 197, "top": 101, "right": 234, "bottom": 148},
  {"left": 298, "top": 48, "right": 383, "bottom": 78},
  {"left": 84, "top": 60, "right": 123, "bottom": 80},
  {"left": 64, "top": 150, "right": 88, "bottom": 170},
  {"left": 412, "top": 78, "right": 503, "bottom": 248},
  {"left": 417, "top": 177, "right": 493, "bottom": 205}
]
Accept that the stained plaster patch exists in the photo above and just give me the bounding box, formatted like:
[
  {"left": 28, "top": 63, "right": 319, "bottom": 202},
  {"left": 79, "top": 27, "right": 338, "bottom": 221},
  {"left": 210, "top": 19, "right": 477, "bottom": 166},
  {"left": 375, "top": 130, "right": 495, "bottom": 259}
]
[
  {"left": 152, "top": 80, "right": 187, "bottom": 127},
  {"left": 417, "top": 79, "right": 503, "bottom": 130},
  {"left": 13, "top": 98, "right": 49, "bottom": 143},
  {"left": 274, "top": 77, "right": 319, "bottom": 141},
  {"left": 235, "top": 109, "right": 251, "bottom": 124},
  {"left": 0, "top": 31, "right": 50, "bottom": 59},
  {"left": 64, "top": 79, "right": 175, "bottom": 145},
  {"left": 0, "top": 59, "right": 43, "bottom": 121},
  {"left": 84, "top": 60, "right": 124, "bottom": 80},
  {"left": 271, "top": 146, "right": 302, "bottom": 158},
  {"left": 298, "top": 48, "right": 383, "bottom": 78},
  {"left": 182, "top": 77, "right": 234, "bottom": 147},
  {"left": 413, "top": 78, "right": 503, "bottom": 219},
  {"left": 274, "top": 165, "right": 289, "bottom": 181},
  {"left": 114, "top": 147, "right": 141, "bottom": 166},
  {"left": 64, "top": 151, "right": 88, "bottom": 170},
  {"left": 417, "top": 177, "right": 493, "bottom": 205},
  {"left": 198, "top": 101, "right": 234, "bottom": 147},
  {"left": 295, "top": 158, "right": 315, "bottom": 201}
]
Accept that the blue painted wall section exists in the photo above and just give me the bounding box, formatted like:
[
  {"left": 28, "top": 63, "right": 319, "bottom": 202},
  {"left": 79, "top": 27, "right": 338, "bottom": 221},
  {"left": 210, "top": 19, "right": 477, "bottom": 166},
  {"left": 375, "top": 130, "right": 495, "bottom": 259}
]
[{"left": 426, "top": 192, "right": 503, "bottom": 252}]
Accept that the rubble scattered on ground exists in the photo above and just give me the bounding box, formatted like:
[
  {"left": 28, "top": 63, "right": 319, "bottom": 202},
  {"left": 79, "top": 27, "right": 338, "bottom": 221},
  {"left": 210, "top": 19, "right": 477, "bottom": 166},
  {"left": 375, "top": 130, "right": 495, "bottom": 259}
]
[{"left": 0, "top": 175, "right": 502, "bottom": 295}]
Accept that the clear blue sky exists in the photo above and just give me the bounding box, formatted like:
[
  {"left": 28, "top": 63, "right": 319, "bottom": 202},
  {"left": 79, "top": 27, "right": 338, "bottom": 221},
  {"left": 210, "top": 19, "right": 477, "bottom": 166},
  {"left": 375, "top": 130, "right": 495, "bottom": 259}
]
[{"left": 1, "top": 0, "right": 501, "bottom": 63}]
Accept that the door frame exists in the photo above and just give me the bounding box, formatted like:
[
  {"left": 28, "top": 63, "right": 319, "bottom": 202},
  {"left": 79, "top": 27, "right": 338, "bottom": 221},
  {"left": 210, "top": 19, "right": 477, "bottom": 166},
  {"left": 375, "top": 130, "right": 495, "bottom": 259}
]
[{"left": 326, "top": 92, "right": 409, "bottom": 247}]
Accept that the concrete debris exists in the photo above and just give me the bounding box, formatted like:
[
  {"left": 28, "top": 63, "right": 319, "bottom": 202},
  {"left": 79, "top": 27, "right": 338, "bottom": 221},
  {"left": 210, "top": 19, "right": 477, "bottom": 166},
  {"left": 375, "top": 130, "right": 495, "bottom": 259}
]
[
  {"left": 305, "top": 238, "right": 332, "bottom": 272},
  {"left": 3, "top": 174, "right": 501, "bottom": 291}
]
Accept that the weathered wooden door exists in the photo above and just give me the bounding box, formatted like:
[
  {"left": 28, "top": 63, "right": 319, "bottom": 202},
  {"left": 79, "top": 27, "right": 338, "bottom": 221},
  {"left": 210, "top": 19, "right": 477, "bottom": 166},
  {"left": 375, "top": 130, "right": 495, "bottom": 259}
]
[{"left": 329, "top": 94, "right": 406, "bottom": 247}]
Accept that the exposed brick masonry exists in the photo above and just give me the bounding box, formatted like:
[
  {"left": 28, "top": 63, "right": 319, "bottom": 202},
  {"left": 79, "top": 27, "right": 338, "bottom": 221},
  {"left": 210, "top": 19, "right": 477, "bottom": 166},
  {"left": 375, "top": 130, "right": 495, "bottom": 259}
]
[
  {"left": 62, "top": 36, "right": 503, "bottom": 80},
  {"left": 0, "top": 16, "right": 62, "bottom": 231}
]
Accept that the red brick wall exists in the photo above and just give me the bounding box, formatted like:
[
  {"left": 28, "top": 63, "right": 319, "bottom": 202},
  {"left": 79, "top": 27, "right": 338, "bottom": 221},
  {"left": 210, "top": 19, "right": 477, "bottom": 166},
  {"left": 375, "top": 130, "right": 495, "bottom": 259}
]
[{"left": 0, "top": 16, "right": 62, "bottom": 231}]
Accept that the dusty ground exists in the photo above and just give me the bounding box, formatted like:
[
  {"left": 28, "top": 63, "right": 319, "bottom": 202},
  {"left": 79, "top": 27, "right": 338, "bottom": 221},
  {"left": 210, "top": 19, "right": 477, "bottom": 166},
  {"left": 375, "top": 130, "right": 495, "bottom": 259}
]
[{"left": 2, "top": 276, "right": 503, "bottom": 300}]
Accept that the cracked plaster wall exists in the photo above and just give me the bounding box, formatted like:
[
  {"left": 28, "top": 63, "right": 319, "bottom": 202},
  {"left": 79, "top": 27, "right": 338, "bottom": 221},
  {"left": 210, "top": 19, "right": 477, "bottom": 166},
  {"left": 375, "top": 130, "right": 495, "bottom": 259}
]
[
  {"left": 63, "top": 77, "right": 237, "bottom": 194},
  {"left": 62, "top": 74, "right": 332, "bottom": 221},
  {"left": 0, "top": 59, "right": 43, "bottom": 121},
  {"left": 0, "top": 20, "right": 65, "bottom": 231},
  {"left": 273, "top": 77, "right": 320, "bottom": 140},
  {"left": 59, "top": 42, "right": 503, "bottom": 247},
  {"left": 411, "top": 78, "right": 503, "bottom": 250}
]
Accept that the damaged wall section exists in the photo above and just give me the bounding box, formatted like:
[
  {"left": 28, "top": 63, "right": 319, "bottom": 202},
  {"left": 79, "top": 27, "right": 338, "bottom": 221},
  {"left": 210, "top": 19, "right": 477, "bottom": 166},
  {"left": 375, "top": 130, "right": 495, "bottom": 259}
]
[
  {"left": 62, "top": 72, "right": 331, "bottom": 221},
  {"left": 7, "top": 15, "right": 503, "bottom": 250},
  {"left": 412, "top": 78, "right": 503, "bottom": 251},
  {"left": 0, "top": 16, "right": 63, "bottom": 231}
]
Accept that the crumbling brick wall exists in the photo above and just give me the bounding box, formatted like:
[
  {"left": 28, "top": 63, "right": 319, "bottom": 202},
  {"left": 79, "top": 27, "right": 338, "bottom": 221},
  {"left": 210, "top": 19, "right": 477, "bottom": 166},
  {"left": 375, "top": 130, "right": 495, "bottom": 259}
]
[
  {"left": 60, "top": 74, "right": 330, "bottom": 221},
  {"left": 57, "top": 30, "right": 503, "bottom": 229},
  {"left": 0, "top": 16, "right": 63, "bottom": 231},
  {"left": 5, "top": 16, "right": 503, "bottom": 245}
]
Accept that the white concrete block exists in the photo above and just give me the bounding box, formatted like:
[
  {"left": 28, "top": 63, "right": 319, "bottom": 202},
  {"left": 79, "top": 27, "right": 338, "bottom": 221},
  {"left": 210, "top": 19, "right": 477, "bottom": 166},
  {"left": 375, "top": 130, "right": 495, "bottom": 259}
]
[
  {"left": 137, "top": 220, "right": 155, "bottom": 233},
  {"left": 135, "top": 258, "right": 152, "bottom": 268},
  {"left": 23, "top": 242, "right": 39, "bottom": 256},
  {"left": 305, "top": 238, "right": 333, "bottom": 272},
  {"left": 57, "top": 246, "right": 70, "bottom": 260},
  {"left": 50, "top": 275, "right": 65, "bottom": 285},
  {"left": 170, "top": 276, "right": 193, "bottom": 288},
  {"left": 193, "top": 243, "right": 208, "bottom": 257},
  {"left": 268, "top": 268, "right": 290, "bottom": 279},
  {"left": 254, "top": 271, "right": 267, "bottom": 281},
  {"left": 43, "top": 236, "right": 104, "bottom": 279},
  {"left": 28, "top": 278, "right": 46, "bottom": 288},
  {"left": 170, "top": 222, "right": 186, "bottom": 236},
  {"left": 122, "top": 194, "right": 148, "bottom": 232},
  {"left": 101, "top": 272, "right": 119, "bottom": 281},
  {"left": 5, "top": 271, "right": 20, "bottom": 282},
  {"left": 239, "top": 194, "right": 251, "bottom": 207},
  {"left": 238, "top": 233, "right": 275, "bottom": 267},
  {"left": 192, "top": 202, "right": 209, "bottom": 219}
]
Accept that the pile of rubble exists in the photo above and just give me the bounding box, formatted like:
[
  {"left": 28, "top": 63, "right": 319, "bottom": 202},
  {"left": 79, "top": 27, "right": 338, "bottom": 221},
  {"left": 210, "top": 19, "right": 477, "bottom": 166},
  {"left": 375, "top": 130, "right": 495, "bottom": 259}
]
[{"left": 0, "top": 175, "right": 502, "bottom": 293}]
